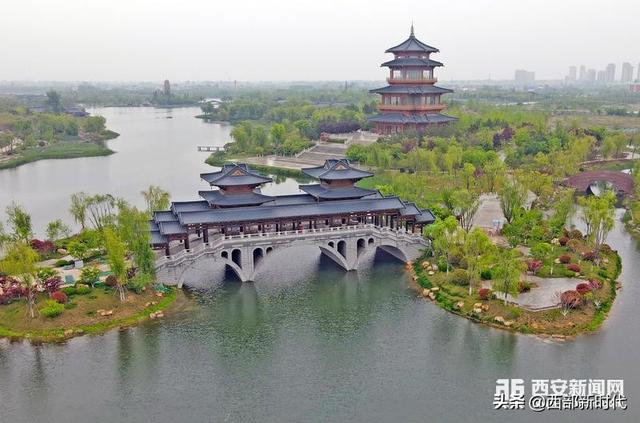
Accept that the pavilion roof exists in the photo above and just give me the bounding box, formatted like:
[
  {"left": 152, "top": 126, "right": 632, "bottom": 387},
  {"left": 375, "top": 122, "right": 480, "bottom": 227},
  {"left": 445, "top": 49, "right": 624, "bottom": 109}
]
[
  {"left": 170, "top": 200, "right": 211, "bottom": 214},
  {"left": 177, "top": 197, "right": 408, "bottom": 226},
  {"left": 368, "top": 112, "right": 458, "bottom": 124},
  {"left": 200, "top": 163, "right": 272, "bottom": 187},
  {"left": 299, "top": 184, "right": 377, "bottom": 200},
  {"left": 385, "top": 27, "right": 439, "bottom": 53},
  {"left": 369, "top": 85, "right": 453, "bottom": 95},
  {"left": 381, "top": 57, "right": 443, "bottom": 68},
  {"left": 198, "top": 190, "right": 274, "bottom": 207},
  {"left": 302, "top": 159, "right": 373, "bottom": 181}
]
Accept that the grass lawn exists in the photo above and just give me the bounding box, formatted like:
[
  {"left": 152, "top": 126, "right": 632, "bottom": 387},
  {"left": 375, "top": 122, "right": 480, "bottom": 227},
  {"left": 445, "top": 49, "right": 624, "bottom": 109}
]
[
  {"left": 0, "top": 141, "right": 114, "bottom": 170},
  {"left": 0, "top": 286, "right": 179, "bottom": 342}
]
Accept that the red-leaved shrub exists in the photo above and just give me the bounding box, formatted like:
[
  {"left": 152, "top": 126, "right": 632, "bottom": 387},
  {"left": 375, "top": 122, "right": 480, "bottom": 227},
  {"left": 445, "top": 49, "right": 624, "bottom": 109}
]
[
  {"left": 576, "top": 283, "right": 592, "bottom": 295},
  {"left": 527, "top": 260, "right": 543, "bottom": 273},
  {"left": 44, "top": 277, "right": 61, "bottom": 293},
  {"left": 589, "top": 279, "right": 603, "bottom": 290},
  {"left": 559, "top": 237, "right": 569, "bottom": 246},
  {"left": 559, "top": 254, "right": 572, "bottom": 264},
  {"left": 105, "top": 275, "right": 117, "bottom": 287},
  {"left": 478, "top": 288, "right": 492, "bottom": 300},
  {"left": 581, "top": 251, "right": 596, "bottom": 261},
  {"left": 560, "top": 290, "right": 582, "bottom": 309},
  {"left": 567, "top": 263, "right": 581, "bottom": 273},
  {"left": 30, "top": 239, "right": 55, "bottom": 253},
  {"left": 50, "top": 290, "right": 68, "bottom": 304}
]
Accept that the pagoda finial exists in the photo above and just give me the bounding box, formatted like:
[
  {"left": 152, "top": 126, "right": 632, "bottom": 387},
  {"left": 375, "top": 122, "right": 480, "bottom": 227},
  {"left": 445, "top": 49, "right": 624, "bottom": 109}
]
[{"left": 410, "top": 21, "right": 414, "bottom": 36}]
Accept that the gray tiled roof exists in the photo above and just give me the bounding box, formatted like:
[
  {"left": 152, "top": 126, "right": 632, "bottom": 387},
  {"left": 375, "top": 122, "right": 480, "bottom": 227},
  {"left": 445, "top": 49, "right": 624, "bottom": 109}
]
[
  {"left": 269, "top": 194, "right": 318, "bottom": 205},
  {"left": 415, "top": 209, "right": 436, "bottom": 224},
  {"left": 302, "top": 159, "right": 373, "bottom": 181},
  {"left": 386, "top": 35, "right": 439, "bottom": 53},
  {"left": 159, "top": 221, "right": 187, "bottom": 235},
  {"left": 150, "top": 230, "right": 168, "bottom": 245},
  {"left": 368, "top": 112, "right": 458, "bottom": 124},
  {"left": 370, "top": 85, "right": 453, "bottom": 95},
  {"left": 177, "top": 197, "right": 408, "bottom": 225},
  {"left": 154, "top": 210, "right": 178, "bottom": 222},
  {"left": 199, "top": 190, "right": 274, "bottom": 207},
  {"left": 299, "top": 184, "right": 377, "bottom": 200},
  {"left": 381, "top": 57, "right": 443, "bottom": 68},
  {"left": 200, "top": 163, "right": 272, "bottom": 186},
  {"left": 171, "top": 200, "right": 211, "bottom": 213}
]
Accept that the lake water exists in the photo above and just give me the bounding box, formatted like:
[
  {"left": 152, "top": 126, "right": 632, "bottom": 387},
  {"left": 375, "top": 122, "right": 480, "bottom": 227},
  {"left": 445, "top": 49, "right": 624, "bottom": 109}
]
[{"left": 0, "top": 108, "right": 638, "bottom": 422}]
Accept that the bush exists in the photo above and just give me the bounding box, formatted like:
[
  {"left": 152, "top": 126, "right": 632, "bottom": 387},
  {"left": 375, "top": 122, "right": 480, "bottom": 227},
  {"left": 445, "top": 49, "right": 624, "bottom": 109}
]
[
  {"left": 62, "top": 286, "right": 77, "bottom": 296},
  {"left": 518, "top": 281, "right": 532, "bottom": 293},
  {"left": 437, "top": 259, "right": 448, "bottom": 272},
  {"left": 449, "top": 269, "right": 470, "bottom": 286},
  {"left": 105, "top": 275, "right": 117, "bottom": 287},
  {"left": 55, "top": 259, "right": 71, "bottom": 267},
  {"left": 558, "top": 237, "right": 569, "bottom": 246},
  {"left": 40, "top": 299, "right": 64, "bottom": 318},
  {"left": 75, "top": 284, "right": 91, "bottom": 295},
  {"left": 50, "top": 290, "right": 68, "bottom": 304},
  {"left": 478, "top": 288, "right": 492, "bottom": 300},
  {"left": 576, "top": 283, "right": 592, "bottom": 295},
  {"left": 581, "top": 251, "right": 596, "bottom": 261},
  {"left": 44, "top": 276, "right": 62, "bottom": 293},
  {"left": 567, "top": 263, "right": 581, "bottom": 273},
  {"left": 559, "top": 254, "right": 572, "bottom": 264},
  {"left": 560, "top": 290, "right": 582, "bottom": 309},
  {"left": 30, "top": 239, "right": 55, "bottom": 254},
  {"left": 127, "top": 273, "right": 153, "bottom": 294},
  {"left": 80, "top": 266, "right": 101, "bottom": 286},
  {"left": 37, "top": 267, "right": 57, "bottom": 281},
  {"left": 589, "top": 279, "right": 603, "bottom": 290},
  {"left": 566, "top": 239, "right": 581, "bottom": 253},
  {"left": 526, "top": 260, "right": 543, "bottom": 273},
  {"left": 480, "top": 269, "right": 493, "bottom": 280},
  {"left": 568, "top": 229, "right": 583, "bottom": 239}
]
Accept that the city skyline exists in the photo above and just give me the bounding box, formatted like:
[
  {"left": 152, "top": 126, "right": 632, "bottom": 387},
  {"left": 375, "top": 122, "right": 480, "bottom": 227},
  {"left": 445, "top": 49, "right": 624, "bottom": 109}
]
[{"left": 1, "top": 0, "right": 638, "bottom": 82}]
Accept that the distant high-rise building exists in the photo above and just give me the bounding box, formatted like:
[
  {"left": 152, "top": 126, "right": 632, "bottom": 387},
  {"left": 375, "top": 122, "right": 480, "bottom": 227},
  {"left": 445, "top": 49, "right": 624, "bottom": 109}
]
[
  {"left": 586, "top": 69, "right": 596, "bottom": 82},
  {"left": 579, "top": 65, "right": 587, "bottom": 81},
  {"left": 621, "top": 63, "right": 634, "bottom": 82},
  {"left": 163, "top": 79, "right": 171, "bottom": 96},
  {"left": 605, "top": 63, "right": 616, "bottom": 83},
  {"left": 637, "top": 63, "right": 640, "bottom": 81},
  {"left": 514, "top": 69, "right": 535, "bottom": 87},
  {"left": 568, "top": 66, "right": 577, "bottom": 80},
  {"left": 597, "top": 70, "right": 607, "bottom": 83}
]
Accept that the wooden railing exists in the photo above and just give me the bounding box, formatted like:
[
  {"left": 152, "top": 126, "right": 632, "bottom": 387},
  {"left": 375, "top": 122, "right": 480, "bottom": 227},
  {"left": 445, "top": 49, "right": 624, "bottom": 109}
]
[{"left": 387, "top": 77, "right": 437, "bottom": 84}]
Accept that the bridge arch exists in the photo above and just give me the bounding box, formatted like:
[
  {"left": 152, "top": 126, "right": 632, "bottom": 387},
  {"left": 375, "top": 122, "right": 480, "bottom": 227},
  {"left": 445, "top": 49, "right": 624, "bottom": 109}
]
[
  {"left": 377, "top": 243, "right": 409, "bottom": 263},
  {"left": 221, "top": 250, "right": 228, "bottom": 259},
  {"left": 562, "top": 171, "right": 634, "bottom": 195},
  {"left": 357, "top": 238, "right": 366, "bottom": 257},
  {"left": 253, "top": 247, "right": 264, "bottom": 269},
  {"left": 337, "top": 240, "right": 347, "bottom": 259},
  {"left": 231, "top": 249, "right": 242, "bottom": 267}
]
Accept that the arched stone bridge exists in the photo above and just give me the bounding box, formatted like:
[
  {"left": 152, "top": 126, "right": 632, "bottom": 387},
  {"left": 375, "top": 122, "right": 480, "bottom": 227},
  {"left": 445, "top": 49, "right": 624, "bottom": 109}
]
[
  {"left": 562, "top": 170, "right": 634, "bottom": 195},
  {"left": 155, "top": 225, "right": 428, "bottom": 287}
]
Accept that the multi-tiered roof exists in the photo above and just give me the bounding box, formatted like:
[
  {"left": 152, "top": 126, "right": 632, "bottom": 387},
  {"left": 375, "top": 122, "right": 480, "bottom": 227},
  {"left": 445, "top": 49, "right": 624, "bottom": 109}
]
[
  {"left": 149, "top": 160, "right": 435, "bottom": 250},
  {"left": 369, "top": 25, "right": 457, "bottom": 134}
]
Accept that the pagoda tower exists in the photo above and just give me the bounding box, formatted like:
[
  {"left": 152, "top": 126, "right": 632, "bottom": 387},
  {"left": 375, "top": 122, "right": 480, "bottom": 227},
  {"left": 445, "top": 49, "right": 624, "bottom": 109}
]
[{"left": 369, "top": 25, "right": 457, "bottom": 135}]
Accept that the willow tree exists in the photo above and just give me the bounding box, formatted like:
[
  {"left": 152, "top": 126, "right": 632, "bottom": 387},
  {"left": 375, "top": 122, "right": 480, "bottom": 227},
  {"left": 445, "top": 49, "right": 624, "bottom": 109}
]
[
  {"left": 452, "top": 189, "right": 480, "bottom": 233},
  {"left": 117, "top": 205, "right": 155, "bottom": 277},
  {"left": 464, "top": 228, "right": 495, "bottom": 295},
  {"left": 5, "top": 203, "right": 33, "bottom": 242},
  {"left": 0, "top": 242, "right": 40, "bottom": 318},
  {"left": 493, "top": 248, "right": 524, "bottom": 305},
  {"left": 141, "top": 185, "right": 170, "bottom": 215},
  {"left": 69, "top": 192, "right": 89, "bottom": 230},
  {"left": 104, "top": 228, "right": 128, "bottom": 302},
  {"left": 424, "top": 216, "right": 465, "bottom": 274},
  {"left": 499, "top": 180, "right": 527, "bottom": 224},
  {"left": 579, "top": 191, "right": 616, "bottom": 262}
]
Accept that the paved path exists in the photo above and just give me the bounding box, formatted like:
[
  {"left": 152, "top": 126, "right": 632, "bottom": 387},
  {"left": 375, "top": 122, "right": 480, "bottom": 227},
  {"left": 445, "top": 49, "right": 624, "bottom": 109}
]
[{"left": 482, "top": 275, "right": 584, "bottom": 310}]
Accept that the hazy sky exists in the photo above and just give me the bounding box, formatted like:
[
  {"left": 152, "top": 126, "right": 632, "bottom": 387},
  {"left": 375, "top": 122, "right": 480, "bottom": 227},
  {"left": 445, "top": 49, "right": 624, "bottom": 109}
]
[{"left": 1, "top": 0, "right": 638, "bottom": 82}]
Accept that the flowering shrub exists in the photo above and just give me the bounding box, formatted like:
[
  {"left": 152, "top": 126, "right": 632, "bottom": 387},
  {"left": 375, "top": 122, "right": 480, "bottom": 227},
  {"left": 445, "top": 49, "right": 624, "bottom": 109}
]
[
  {"left": 558, "top": 237, "right": 569, "bottom": 246},
  {"left": 559, "top": 254, "right": 572, "bottom": 264},
  {"left": 50, "top": 290, "right": 68, "bottom": 304},
  {"left": 576, "top": 283, "right": 592, "bottom": 295},
  {"left": 478, "top": 288, "right": 492, "bottom": 300},
  {"left": 560, "top": 290, "right": 582, "bottom": 309},
  {"left": 567, "top": 263, "right": 581, "bottom": 273},
  {"left": 526, "top": 260, "right": 543, "bottom": 273},
  {"left": 30, "top": 239, "right": 55, "bottom": 253},
  {"left": 44, "top": 277, "right": 61, "bottom": 293},
  {"left": 589, "top": 279, "right": 603, "bottom": 290},
  {"left": 0, "top": 276, "right": 25, "bottom": 305}
]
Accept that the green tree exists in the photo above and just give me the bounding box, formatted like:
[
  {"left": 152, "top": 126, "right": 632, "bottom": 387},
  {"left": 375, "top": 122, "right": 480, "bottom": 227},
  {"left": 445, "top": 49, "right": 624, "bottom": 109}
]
[
  {"left": 117, "top": 204, "right": 156, "bottom": 277},
  {"left": 531, "top": 242, "right": 555, "bottom": 275},
  {"left": 46, "top": 90, "right": 62, "bottom": 114},
  {"left": 45, "top": 219, "right": 71, "bottom": 241},
  {"left": 104, "top": 227, "right": 128, "bottom": 302},
  {"left": 0, "top": 242, "right": 40, "bottom": 318},
  {"left": 579, "top": 191, "right": 616, "bottom": 261},
  {"left": 482, "top": 159, "right": 506, "bottom": 193},
  {"left": 499, "top": 180, "right": 527, "bottom": 224},
  {"left": 452, "top": 189, "right": 480, "bottom": 232},
  {"left": 141, "top": 185, "right": 170, "bottom": 214},
  {"left": 493, "top": 249, "right": 524, "bottom": 305},
  {"left": 462, "top": 162, "right": 476, "bottom": 190},
  {"left": 69, "top": 192, "right": 89, "bottom": 230},
  {"left": 5, "top": 203, "right": 33, "bottom": 242},
  {"left": 464, "top": 228, "right": 495, "bottom": 295},
  {"left": 270, "top": 123, "right": 286, "bottom": 154},
  {"left": 424, "top": 216, "right": 464, "bottom": 274}
]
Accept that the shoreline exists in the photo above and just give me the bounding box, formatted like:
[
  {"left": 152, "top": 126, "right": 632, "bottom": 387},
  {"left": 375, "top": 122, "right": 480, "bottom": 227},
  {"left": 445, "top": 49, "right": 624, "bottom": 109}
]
[
  {"left": 0, "top": 288, "right": 185, "bottom": 344},
  {"left": 0, "top": 130, "right": 120, "bottom": 171}
]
